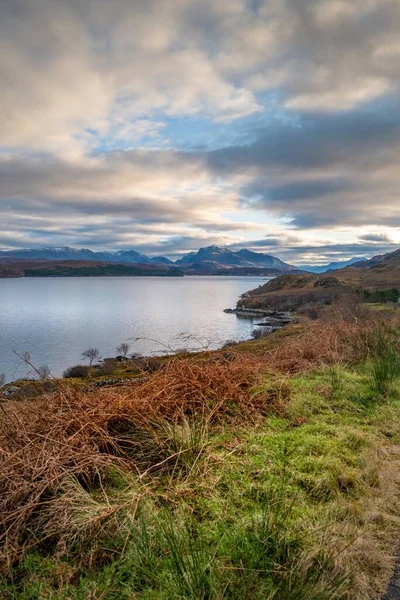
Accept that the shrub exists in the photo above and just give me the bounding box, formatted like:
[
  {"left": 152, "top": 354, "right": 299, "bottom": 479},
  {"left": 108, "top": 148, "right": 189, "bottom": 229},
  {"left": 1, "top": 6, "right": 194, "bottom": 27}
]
[
  {"left": 94, "top": 359, "right": 117, "bottom": 377},
  {"left": 63, "top": 365, "right": 91, "bottom": 379}
]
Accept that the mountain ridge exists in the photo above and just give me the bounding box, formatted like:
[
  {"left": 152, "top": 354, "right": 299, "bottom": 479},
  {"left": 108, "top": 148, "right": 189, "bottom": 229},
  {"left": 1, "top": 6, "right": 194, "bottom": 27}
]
[
  {"left": 299, "top": 256, "right": 368, "bottom": 273},
  {"left": 0, "top": 245, "right": 296, "bottom": 273},
  {"left": 175, "top": 245, "right": 296, "bottom": 272}
]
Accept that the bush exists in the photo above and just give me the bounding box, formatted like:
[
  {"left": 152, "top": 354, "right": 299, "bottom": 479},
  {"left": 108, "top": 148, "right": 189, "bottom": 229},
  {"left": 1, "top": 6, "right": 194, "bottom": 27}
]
[
  {"left": 63, "top": 365, "right": 91, "bottom": 379},
  {"left": 363, "top": 288, "right": 400, "bottom": 303},
  {"left": 94, "top": 359, "right": 117, "bottom": 377}
]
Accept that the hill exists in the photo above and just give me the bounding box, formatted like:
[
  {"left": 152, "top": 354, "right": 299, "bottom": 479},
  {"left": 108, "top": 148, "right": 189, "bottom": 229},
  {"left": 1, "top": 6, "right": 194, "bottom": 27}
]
[
  {"left": 0, "top": 259, "right": 183, "bottom": 278},
  {"left": 239, "top": 248, "right": 400, "bottom": 311},
  {"left": 352, "top": 248, "right": 400, "bottom": 269}
]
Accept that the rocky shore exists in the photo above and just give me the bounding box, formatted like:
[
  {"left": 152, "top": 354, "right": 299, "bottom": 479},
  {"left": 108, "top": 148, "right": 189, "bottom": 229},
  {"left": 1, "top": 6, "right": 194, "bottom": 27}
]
[{"left": 224, "top": 307, "right": 294, "bottom": 328}]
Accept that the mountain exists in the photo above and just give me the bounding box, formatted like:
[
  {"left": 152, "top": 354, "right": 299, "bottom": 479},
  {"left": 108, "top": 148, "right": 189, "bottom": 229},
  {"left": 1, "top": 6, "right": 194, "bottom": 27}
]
[
  {"left": 236, "top": 249, "right": 294, "bottom": 271},
  {"left": 151, "top": 256, "right": 174, "bottom": 265},
  {"left": 299, "top": 257, "right": 368, "bottom": 273},
  {"left": 176, "top": 245, "right": 296, "bottom": 273},
  {"left": 176, "top": 246, "right": 243, "bottom": 266},
  {"left": 113, "top": 249, "right": 151, "bottom": 263},
  {"left": 352, "top": 248, "right": 400, "bottom": 269},
  {"left": 0, "top": 247, "right": 171, "bottom": 265}
]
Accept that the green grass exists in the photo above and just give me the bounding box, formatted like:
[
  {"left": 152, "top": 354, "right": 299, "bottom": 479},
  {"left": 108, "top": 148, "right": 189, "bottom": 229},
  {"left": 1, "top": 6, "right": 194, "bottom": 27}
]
[{"left": 2, "top": 358, "right": 400, "bottom": 599}]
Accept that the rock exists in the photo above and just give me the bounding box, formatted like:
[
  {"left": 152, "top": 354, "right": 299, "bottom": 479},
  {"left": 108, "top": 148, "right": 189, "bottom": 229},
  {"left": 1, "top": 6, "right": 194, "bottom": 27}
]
[{"left": 1, "top": 386, "right": 21, "bottom": 397}]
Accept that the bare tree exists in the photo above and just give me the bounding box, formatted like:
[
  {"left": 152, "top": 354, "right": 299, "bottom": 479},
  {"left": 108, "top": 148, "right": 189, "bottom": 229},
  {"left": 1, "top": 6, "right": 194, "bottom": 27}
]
[
  {"left": 116, "top": 342, "right": 130, "bottom": 358},
  {"left": 81, "top": 348, "right": 101, "bottom": 366},
  {"left": 0, "top": 373, "right": 5, "bottom": 388},
  {"left": 37, "top": 365, "right": 51, "bottom": 380}
]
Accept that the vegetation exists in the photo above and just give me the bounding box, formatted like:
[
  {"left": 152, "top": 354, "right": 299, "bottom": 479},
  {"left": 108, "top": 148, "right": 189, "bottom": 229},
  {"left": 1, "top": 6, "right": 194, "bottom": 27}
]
[
  {"left": 116, "top": 342, "right": 130, "bottom": 358},
  {"left": 81, "top": 347, "right": 101, "bottom": 366},
  {"left": 22, "top": 264, "right": 184, "bottom": 277},
  {"left": 1, "top": 304, "right": 400, "bottom": 599},
  {"left": 63, "top": 365, "right": 91, "bottom": 379},
  {"left": 362, "top": 288, "right": 400, "bottom": 304}
]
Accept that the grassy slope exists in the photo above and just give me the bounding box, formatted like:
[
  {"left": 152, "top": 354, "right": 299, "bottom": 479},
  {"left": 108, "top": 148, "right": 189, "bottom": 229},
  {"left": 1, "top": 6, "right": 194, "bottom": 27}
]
[
  {"left": 239, "top": 252, "right": 400, "bottom": 311},
  {"left": 1, "top": 308, "right": 400, "bottom": 599}
]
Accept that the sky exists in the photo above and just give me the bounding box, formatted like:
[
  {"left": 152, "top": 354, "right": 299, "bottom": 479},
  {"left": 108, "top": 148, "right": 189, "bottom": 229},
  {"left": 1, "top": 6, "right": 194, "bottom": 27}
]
[{"left": 1, "top": 0, "right": 400, "bottom": 265}]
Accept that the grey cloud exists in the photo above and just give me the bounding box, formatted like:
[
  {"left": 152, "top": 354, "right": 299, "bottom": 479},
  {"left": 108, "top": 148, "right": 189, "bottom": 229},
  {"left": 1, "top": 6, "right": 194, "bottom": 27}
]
[
  {"left": 358, "top": 233, "right": 394, "bottom": 243},
  {"left": 205, "top": 96, "right": 400, "bottom": 228},
  {"left": 1, "top": 0, "right": 400, "bottom": 255},
  {"left": 230, "top": 237, "right": 400, "bottom": 265},
  {"left": 229, "top": 237, "right": 288, "bottom": 249},
  {"left": 208, "top": 96, "right": 400, "bottom": 171}
]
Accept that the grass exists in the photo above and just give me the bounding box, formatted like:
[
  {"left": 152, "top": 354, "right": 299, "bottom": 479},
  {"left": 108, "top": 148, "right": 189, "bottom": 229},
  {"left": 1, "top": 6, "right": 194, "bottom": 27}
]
[{"left": 1, "top": 305, "right": 400, "bottom": 599}]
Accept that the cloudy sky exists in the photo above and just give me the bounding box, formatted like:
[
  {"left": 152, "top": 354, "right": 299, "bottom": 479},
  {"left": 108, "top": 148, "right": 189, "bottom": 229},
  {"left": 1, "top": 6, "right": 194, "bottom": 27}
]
[{"left": 1, "top": 0, "right": 399, "bottom": 265}]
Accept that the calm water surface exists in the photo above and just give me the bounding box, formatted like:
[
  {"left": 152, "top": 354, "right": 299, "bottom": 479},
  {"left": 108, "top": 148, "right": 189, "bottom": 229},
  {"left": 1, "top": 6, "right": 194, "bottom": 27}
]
[{"left": 0, "top": 276, "right": 271, "bottom": 382}]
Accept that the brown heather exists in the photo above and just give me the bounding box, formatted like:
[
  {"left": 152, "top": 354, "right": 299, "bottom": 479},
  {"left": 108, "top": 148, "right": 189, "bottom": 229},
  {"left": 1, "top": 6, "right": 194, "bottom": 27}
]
[{"left": 0, "top": 354, "right": 270, "bottom": 569}]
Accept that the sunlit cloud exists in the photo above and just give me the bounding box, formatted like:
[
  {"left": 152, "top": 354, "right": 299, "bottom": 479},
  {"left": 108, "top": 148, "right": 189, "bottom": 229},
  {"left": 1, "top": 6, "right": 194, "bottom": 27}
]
[{"left": 0, "top": 0, "right": 399, "bottom": 261}]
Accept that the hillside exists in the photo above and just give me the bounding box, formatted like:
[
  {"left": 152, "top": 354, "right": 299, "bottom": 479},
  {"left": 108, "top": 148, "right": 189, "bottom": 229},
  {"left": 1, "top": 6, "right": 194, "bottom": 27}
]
[
  {"left": 0, "top": 259, "right": 183, "bottom": 278},
  {"left": 353, "top": 248, "right": 400, "bottom": 269},
  {"left": 239, "top": 248, "right": 400, "bottom": 311}
]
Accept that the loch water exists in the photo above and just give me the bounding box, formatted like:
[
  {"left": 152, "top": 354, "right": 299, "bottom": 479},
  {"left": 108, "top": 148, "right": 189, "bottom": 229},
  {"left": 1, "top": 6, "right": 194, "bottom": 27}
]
[{"left": 0, "top": 275, "right": 272, "bottom": 383}]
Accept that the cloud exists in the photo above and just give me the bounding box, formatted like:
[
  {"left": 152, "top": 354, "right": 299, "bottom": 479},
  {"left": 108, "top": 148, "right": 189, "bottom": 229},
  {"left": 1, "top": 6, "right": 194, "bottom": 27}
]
[
  {"left": 358, "top": 233, "right": 394, "bottom": 243},
  {"left": 0, "top": 0, "right": 400, "bottom": 258},
  {"left": 229, "top": 235, "right": 400, "bottom": 265},
  {"left": 206, "top": 96, "right": 400, "bottom": 228}
]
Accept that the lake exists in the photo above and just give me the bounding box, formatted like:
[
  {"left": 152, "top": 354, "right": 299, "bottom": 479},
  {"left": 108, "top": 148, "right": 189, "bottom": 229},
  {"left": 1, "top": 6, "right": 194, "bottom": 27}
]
[{"left": 0, "top": 276, "right": 271, "bottom": 383}]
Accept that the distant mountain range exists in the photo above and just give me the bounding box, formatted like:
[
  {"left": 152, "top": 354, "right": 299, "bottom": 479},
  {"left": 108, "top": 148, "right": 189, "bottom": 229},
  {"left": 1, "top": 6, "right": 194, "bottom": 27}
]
[
  {"left": 0, "top": 246, "right": 174, "bottom": 265},
  {"left": 351, "top": 249, "right": 400, "bottom": 269},
  {"left": 0, "top": 245, "right": 297, "bottom": 275},
  {"left": 0, "top": 245, "right": 392, "bottom": 277},
  {"left": 299, "top": 256, "right": 368, "bottom": 273}
]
